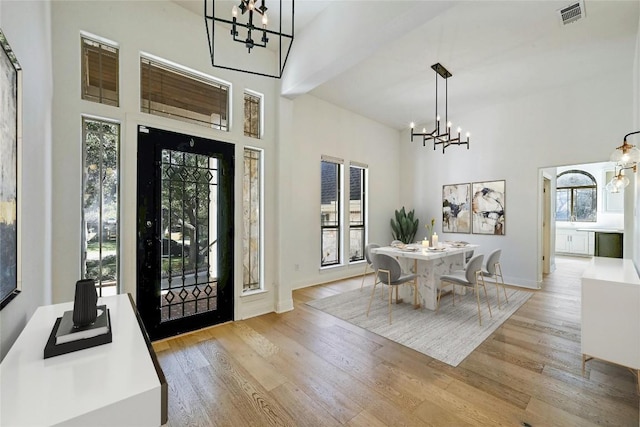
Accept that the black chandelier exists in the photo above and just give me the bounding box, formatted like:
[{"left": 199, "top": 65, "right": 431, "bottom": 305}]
[
  {"left": 204, "top": 0, "right": 295, "bottom": 78},
  {"left": 410, "top": 63, "right": 470, "bottom": 153}
]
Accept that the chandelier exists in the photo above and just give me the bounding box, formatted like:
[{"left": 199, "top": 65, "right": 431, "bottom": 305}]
[
  {"left": 204, "top": 0, "right": 295, "bottom": 78},
  {"left": 606, "top": 131, "right": 640, "bottom": 192},
  {"left": 410, "top": 63, "right": 470, "bottom": 153}
]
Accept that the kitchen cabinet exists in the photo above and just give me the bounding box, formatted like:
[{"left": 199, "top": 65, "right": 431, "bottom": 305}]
[{"left": 556, "top": 229, "right": 594, "bottom": 256}]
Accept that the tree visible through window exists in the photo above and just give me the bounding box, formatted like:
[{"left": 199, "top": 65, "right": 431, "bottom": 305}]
[
  {"left": 82, "top": 118, "right": 119, "bottom": 296},
  {"left": 556, "top": 170, "right": 597, "bottom": 222}
]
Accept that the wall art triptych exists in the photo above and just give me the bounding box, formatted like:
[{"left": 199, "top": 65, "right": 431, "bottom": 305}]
[{"left": 442, "top": 180, "right": 505, "bottom": 236}]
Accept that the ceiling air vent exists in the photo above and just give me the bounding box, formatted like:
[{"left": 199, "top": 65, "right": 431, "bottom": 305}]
[{"left": 557, "top": 0, "right": 586, "bottom": 25}]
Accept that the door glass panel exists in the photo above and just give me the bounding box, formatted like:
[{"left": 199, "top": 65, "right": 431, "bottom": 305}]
[{"left": 160, "top": 149, "right": 218, "bottom": 322}]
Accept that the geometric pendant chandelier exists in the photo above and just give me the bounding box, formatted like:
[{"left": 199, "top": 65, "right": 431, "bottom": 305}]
[
  {"left": 204, "top": 0, "right": 295, "bottom": 79},
  {"left": 410, "top": 63, "right": 470, "bottom": 153}
]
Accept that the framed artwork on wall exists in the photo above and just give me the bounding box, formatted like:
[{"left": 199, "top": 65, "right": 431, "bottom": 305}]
[
  {"left": 472, "top": 180, "right": 506, "bottom": 235},
  {"left": 442, "top": 183, "right": 471, "bottom": 233},
  {"left": 0, "top": 29, "right": 22, "bottom": 310}
]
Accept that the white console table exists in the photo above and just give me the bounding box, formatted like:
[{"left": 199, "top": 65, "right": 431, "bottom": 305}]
[
  {"left": 0, "top": 294, "right": 167, "bottom": 426},
  {"left": 581, "top": 257, "right": 640, "bottom": 393}
]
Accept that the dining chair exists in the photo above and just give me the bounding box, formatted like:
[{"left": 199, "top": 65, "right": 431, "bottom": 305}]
[
  {"left": 366, "top": 253, "right": 417, "bottom": 324},
  {"left": 360, "top": 243, "right": 381, "bottom": 290},
  {"left": 437, "top": 254, "right": 492, "bottom": 326},
  {"left": 481, "top": 249, "right": 509, "bottom": 309}
]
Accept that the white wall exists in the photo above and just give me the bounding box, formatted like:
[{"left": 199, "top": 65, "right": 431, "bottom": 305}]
[
  {"left": 401, "top": 65, "right": 635, "bottom": 288},
  {"left": 633, "top": 11, "right": 640, "bottom": 272},
  {"left": 50, "top": 0, "right": 279, "bottom": 320},
  {"left": 0, "top": 1, "right": 53, "bottom": 360},
  {"left": 276, "top": 94, "right": 401, "bottom": 310},
  {"left": 49, "top": 0, "right": 402, "bottom": 322}
]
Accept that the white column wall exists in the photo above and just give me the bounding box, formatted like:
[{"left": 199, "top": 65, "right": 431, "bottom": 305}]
[
  {"left": 401, "top": 68, "right": 634, "bottom": 288},
  {"left": 278, "top": 94, "right": 401, "bottom": 300},
  {"left": 0, "top": 1, "right": 53, "bottom": 361},
  {"left": 633, "top": 12, "right": 640, "bottom": 271}
]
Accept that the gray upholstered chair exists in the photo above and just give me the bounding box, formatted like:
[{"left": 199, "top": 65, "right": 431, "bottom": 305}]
[
  {"left": 437, "top": 254, "right": 492, "bottom": 325},
  {"left": 481, "top": 249, "right": 508, "bottom": 309},
  {"left": 366, "top": 253, "right": 417, "bottom": 324},
  {"left": 360, "top": 243, "right": 381, "bottom": 290}
]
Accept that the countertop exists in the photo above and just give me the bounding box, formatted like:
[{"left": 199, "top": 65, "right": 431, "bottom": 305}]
[{"left": 576, "top": 228, "right": 624, "bottom": 233}]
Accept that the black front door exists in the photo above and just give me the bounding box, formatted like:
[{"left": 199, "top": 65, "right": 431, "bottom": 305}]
[{"left": 137, "top": 125, "right": 234, "bottom": 340}]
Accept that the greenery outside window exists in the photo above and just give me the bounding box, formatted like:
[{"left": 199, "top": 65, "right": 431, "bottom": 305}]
[
  {"left": 82, "top": 117, "right": 120, "bottom": 297},
  {"left": 140, "top": 55, "right": 229, "bottom": 130},
  {"left": 321, "top": 158, "right": 342, "bottom": 267},
  {"left": 243, "top": 148, "right": 263, "bottom": 292},
  {"left": 349, "top": 164, "right": 367, "bottom": 262},
  {"left": 244, "top": 91, "right": 262, "bottom": 139},
  {"left": 556, "top": 169, "right": 597, "bottom": 222},
  {"left": 81, "top": 35, "right": 119, "bottom": 106}
]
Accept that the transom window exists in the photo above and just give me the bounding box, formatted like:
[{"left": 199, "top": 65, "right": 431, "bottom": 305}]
[
  {"left": 81, "top": 36, "right": 119, "bottom": 106},
  {"left": 244, "top": 91, "right": 262, "bottom": 139},
  {"left": 140, "top": 55, "right": 229, "bottom": 130},
  {"left": 556, "top": 169, "right": 597, "bottom": 222}
]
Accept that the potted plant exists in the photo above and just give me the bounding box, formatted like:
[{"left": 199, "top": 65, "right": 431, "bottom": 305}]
[{"left": 390, "top": 207, "right": 419, "bottom": 244}]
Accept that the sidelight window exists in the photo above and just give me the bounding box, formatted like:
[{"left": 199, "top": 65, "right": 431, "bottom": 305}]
[
  {"left": 243, "top": 148, "right": 263, "bottom": 292},
  {"left": 81, "top": 117, "right": 120, "bottom": 296}
]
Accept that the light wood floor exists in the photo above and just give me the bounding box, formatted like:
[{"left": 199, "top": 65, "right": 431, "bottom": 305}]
[{"left": 153, "top": 256, "right": 640, "bottom": 426}]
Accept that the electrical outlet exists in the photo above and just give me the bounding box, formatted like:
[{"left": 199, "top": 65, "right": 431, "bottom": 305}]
[{"left": 294, "top": 264, "right": 299, "bottom": 271}]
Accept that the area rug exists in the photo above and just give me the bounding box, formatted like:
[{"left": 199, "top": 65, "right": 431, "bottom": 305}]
[{"left": 306, "top": 284, "right": 533, "bottom": 367}]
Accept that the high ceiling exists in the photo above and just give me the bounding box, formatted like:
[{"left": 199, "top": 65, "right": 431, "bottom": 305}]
[{"left": 175, "top": 1, "right": 640, "bottom": 131}]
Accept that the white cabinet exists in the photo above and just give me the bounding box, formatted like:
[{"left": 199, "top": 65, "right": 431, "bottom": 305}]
[
  {"left": 0, "top": 294, "right": 167, "bottom": 426},
  {"left": 556, "top": 229, "right": 594, "bottom": 256},
  {"left": 581, "top": 258, "right": 640, "bottom": 391}
]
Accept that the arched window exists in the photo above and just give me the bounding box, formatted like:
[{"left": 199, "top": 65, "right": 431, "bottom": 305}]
[{"left": 556, "top": 170, "right": 597, "bottom": 222}]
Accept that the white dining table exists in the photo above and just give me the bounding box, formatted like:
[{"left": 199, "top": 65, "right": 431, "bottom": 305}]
[{"left": 372, "top": 243, "right": 478, "bottom": 310}]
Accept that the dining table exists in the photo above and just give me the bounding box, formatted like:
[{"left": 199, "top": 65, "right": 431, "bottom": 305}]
[{"left": 372, "top": 242, "right": 479, "bottom": 310}]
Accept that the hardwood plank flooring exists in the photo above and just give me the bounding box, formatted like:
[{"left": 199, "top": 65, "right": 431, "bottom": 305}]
[{"left": 154, "top": 256, "right": 640, "bottom": 426}]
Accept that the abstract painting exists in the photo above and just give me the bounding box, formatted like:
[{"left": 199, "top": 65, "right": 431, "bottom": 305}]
[
  {"left": 472, "top": 180, "right": 506, "bottom": 235},
  {"left": 442, "top": 183, "right": 471, "bottom": 233},
  {"left": 0, "top": 29, "right": 21, "bottom": 309}
]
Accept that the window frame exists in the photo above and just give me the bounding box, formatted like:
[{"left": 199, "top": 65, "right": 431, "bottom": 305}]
[
  {"left": 81, "top": 115, "right": 121, "bottom": 297},
  {"left": 348, "top": 163, "right": 367, "bottom": 263},
  {"left": 556, "top": 169, "right": 597, "bottom": 222},
  {"left": 242, "top": 147, "right": 264, "bottom": 294},
  {"left": 81, "top": 33, "right": 120, "bottom": 107},
  {"left": 320, "top": 158, "right": 343, "bottom": 268},
  {"left": 243, "top": 89, "right": 263, "bottom": 139},
  {"left": 139, "top": 53, "right": 231, "bottom": 131}
]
